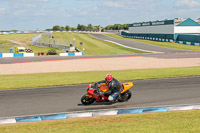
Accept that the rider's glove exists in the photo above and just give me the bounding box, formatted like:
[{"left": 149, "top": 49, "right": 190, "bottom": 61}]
[
  {"left": 95, "top": 82, "right": 98, "bottom": 87},
  {"left": 99, "top": 91, "right": 103, "bottom": 95},
  {"left": 95, "top": 82, "right": 101, "bottom": 88}
]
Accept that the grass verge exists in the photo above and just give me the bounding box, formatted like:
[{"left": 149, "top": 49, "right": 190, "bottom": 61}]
[
  {"left": 105, "top": 33, "right": 200, "bottom": 51},
  {"left": 50, "top": 32, "right": 144, "bottom": 55},
  {"left": 0, "top": 110, "right": 200, "bottom": 133},
  {"left": 0, "top": 33, "right": 39, "bottom": 44},
  {"left": 0, "top": 66, "right": 200, "bottom": 90},
  {"left": 0, "top": 40, "right": 18, "bottom": 53},
  {"left": 0, "top": 33, "right": 143, "bottom": 54}
]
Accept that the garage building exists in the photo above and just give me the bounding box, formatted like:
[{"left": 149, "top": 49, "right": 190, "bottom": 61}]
[{"left": 121, "top": 18, "right": 200, "bottom": 44}]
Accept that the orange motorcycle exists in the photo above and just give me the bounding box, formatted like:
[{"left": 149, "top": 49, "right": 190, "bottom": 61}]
[{"left": 81, "top": 82, "right": 134, "bottom": 105}]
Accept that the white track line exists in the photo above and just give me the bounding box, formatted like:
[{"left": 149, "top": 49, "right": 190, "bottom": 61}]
[{"left": 104, "top": 40, "right": 161, "bottom": 53}]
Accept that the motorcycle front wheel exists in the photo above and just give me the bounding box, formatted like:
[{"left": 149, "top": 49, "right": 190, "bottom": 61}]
[
  {"left": 118, "top": 90, "right": 132, "bottom": 102},
  {"left": 81, "top": 95, "right": 95, "bottom": 105}
]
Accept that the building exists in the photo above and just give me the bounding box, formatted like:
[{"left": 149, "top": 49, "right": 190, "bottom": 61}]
[{"left": 121, "top": 18, "right": 200, "bottom": 44}]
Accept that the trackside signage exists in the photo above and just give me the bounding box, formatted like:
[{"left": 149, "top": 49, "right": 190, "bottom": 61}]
[{"left": 129, "top": 20, "right": 174, "bottom": 27}]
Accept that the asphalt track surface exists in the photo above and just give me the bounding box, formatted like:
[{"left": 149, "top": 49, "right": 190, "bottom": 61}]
[
  {"left": 1, "top": 52, "right": 200, "bottom": 64},
  {"left": 0, "top": 76, "right": 200, "bottom": 118},
  {"left": 91, "top": 34, "right": 187, "bottom": 53}
]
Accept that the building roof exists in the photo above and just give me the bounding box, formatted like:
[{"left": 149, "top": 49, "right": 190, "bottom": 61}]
[
  {"left": 175, "top": 18, "right": 200, "bottom": 25},
  {"left": 176, "top": 18, "right": 200, "bottom": 26}
]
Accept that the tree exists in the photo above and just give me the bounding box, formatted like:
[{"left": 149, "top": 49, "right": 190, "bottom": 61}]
[
  {"left": 60, "top": 26, "right": 66, "bottom": 31},
  {"left": 45, "top": 29, "right": 52, "bottom": 31},
  {"left": 65, "top": 25, "right": 71, "bottom": 31},
  {"left": 123, "top": 24, "right": 129, "bottom": 30},
  {"left": 77, "top": 24, "right": 82, "bottom": 31},
  {"left": 53, "top": 25, "right": 61, "bottom": 31},
  {"left": 105, "top": 25, "right": 114, "bottom": 30},
  {"left": 71, "top": 27, "right": 77, "bottom": 31},
  {"left": 82, "top": 25, "right": 87, "bottom": 31},
  {"left": 77, "top": 24, "right": 87, "bottom": 31},
  {"left": 93, "top": 26, "right": 99, "bottom": 31},
  {"left": 87, "top": 24, "right": 94, "bottom": 31},
  {"left": 113, "top": 24, "right": 122, "bottom": 30}
]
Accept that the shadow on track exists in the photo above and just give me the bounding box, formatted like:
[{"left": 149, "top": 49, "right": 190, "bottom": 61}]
[{"left": 77, "top": 101, "right": 117, "bottom": 106}]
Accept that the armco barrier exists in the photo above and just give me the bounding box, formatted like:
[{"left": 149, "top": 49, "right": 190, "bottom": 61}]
[
  {"left": 121, "top": 35, "right": 200, "bottom": 46},
  {"left": 0, "top": 53, "right": 34, "bottom": 58},
  {"left": 121, "top": 35, "right": 174, "bottom": 43},
  {"left": 0, "top": 104, "right": 200, "bottom": 125}
]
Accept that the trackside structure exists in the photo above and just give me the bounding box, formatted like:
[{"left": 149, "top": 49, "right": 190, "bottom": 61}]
[{"left": 121, "top": 18, "right": 200, "bottom": 45}]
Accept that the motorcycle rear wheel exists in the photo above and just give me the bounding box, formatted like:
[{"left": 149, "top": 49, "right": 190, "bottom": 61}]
[
  {"left": 118, "top": 90, "right": 132, "bottom": 102},
  {"left": 81, "top": 95, "right": 95, "bottom": 105}
]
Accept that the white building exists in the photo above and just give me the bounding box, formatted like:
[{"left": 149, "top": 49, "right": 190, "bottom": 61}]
[{"left": 123, "top": 18, "right": 200, "bottom": 43}]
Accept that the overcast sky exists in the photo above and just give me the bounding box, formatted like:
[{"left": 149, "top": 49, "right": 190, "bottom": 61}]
[{"left": 0, "top": 0, "right": 200, "bottom": 30}]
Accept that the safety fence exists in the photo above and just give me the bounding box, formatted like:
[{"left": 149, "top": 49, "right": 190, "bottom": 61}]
[
  {"left": 44, "top": 32, "right": 53, "bottom": 38},
  {"left": 30, "top": 34, "right": 69, "bottom": 49}
]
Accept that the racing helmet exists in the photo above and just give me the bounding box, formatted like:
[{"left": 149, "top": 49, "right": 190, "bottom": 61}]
[{"left": 105, "top": 74, "right": 113, "bottom": 83}]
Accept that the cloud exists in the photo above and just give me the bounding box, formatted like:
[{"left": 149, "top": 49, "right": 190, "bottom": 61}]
[
  {"left": 174, "top": 0, "right": 200, "bottom": 16},
  {"left": 102, "top": 1, "right": 124, "bottom": 8},
  {"left": 176, "top": 0, "right": 200, "bottom": 7},
  {"left": 100, "top": 0, "right": 159, "bottom": 10},
  {"left": 0, "top": 8, "right": 5, "bottom": 13}
]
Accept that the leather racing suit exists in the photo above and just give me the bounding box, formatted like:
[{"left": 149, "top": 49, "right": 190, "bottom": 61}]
[{"left": 95, "top": 78, "right": 122, "bottom": 100}]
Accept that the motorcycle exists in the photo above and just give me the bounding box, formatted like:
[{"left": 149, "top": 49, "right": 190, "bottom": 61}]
[{"left": 81, "top": 82, "right": 134, "bottom": 105}]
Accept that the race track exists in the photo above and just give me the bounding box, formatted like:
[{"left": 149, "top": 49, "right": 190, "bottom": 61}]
[
  {"left": 0, "top": 34, "right": 200, "bottom": 118},
  {"left": 1, "top": 51, "right": 200, "bottom": 64},
  {"left": 91, "top": 34, "right": 186, "bottom": 53},
  {"left": 0, "top": 76, "right": 200, "bottom": 118}
]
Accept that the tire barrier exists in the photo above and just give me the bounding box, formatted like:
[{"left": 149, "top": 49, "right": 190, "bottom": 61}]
[
  {"left": 25, "top": 49, "right": 33, "bottom": 53},
  {"left": 47, "top": 50, "right": 57, "bottom": 55},
  {"left": 37, "top": 52, "right": 46, "bottom": 56}
]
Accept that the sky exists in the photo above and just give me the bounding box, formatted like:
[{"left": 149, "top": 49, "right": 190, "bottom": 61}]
[{"left": 0, "top": 0, "right": 200, "bottom": 30}]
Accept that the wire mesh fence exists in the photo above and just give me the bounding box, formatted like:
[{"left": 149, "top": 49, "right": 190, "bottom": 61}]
[{"left": 30, "top": 34, "right": 70, "bottom": 49}]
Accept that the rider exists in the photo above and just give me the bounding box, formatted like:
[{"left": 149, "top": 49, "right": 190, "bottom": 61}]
[{"left": 95, "top": 74, "right": 122, "bottom": 101}]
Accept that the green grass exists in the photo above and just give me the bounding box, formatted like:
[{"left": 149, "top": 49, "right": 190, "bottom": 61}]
[
  {"left": 0, "top": 40, "right": 19, "bottom": 53},
  {"left": 1, "top": 66, "right": 200, "bottom": 90},
  {"left": 0, "top": 110, "right": 200, "bottom": 133},
  {"left": 0, "top": 33, "right": 43, "bottom": 53},
  {"left": 0, "top": 33, "right": 39, "bottom": 44},
  {"left": 48, "top": 32, "right": 144, "bottom": 55},
  {"left": 0, "top": 33, "right": 144, "bottom": 54},
  {"left": 105, "top": 33, "right": 200, "bottom": 51}
]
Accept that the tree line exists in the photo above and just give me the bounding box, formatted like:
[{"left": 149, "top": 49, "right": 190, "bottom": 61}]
[{"left": 46, "top": 23, "right": 129, "bottom": 31}]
